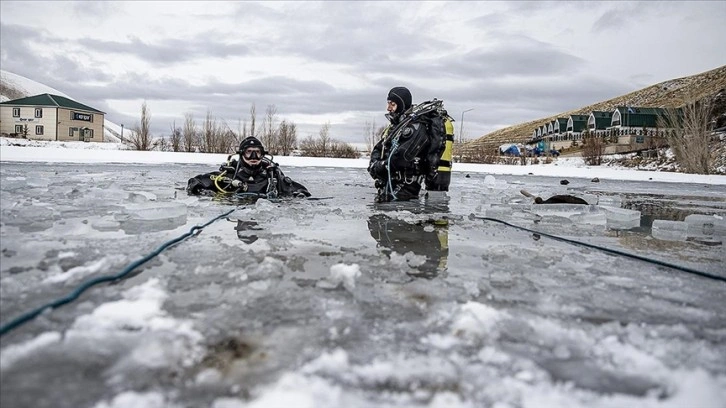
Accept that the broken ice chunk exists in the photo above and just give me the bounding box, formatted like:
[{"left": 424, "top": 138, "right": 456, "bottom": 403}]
[
  {"left": 114, "top": 202, "right": 188, "bottom": 234},
  {"left": 597, "top": 195, "right": 623, "bottom": 208},
  {"left": 602, "top": 207, "right": 641, "bottom": 230},
  {"left": 651, "top": 220, "right": 688, "bottom": 241},
  {"left": 684, "top": 214, "right": 726, "bottom": 238}
]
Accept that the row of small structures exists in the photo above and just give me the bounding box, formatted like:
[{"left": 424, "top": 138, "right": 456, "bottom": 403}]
[{"left": 528, "top": 106, "right": 676, "bottom": 151}]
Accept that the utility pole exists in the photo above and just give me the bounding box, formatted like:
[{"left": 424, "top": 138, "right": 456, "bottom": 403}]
[{"left": 459, "top": 108, "right": 474, "bottom": 143}]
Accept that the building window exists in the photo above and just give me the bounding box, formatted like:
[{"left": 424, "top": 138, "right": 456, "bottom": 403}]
[
  {"left": 36, "top": 125, "right": 44, "bottom": 135},
  {"left": 12, "top": 108, "right": 20, "bottom": 117},
  {"left": 70, "top": 127, "right": 77, "bottom": 136},
  {"left": 15, "top": 125, "right": 23, "bottom": 133},
  {"left": 35, "top": 108, "right": 43, "bottom": 118}
]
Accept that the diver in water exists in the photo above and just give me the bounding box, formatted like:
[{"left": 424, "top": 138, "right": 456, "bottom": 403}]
[
  {"left": 187, "top": 136, "right": 311, "bottom": 198},
  {"left": 368, "top": 87, "right": 446, "bottom": 202}
]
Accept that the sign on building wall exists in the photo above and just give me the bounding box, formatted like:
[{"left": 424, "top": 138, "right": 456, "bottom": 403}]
[{"left": 72, "top": 112, "right": 92, "bottom": 122}]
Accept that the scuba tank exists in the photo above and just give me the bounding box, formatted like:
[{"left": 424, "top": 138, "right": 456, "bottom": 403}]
[{"left": 427, "top": 114, "right": 454, "bottom": 191}]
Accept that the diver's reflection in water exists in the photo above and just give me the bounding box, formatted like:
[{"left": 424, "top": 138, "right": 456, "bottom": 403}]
[
  {"left": 368, "top": 192, "right": 450, "bottom": 279},
  {"left": 235, "top": 220, "right": 263, "bottom": 244}
]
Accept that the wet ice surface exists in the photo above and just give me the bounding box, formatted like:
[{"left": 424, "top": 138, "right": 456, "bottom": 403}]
[{"left": 1, "top": 162, "right": 725, "bottom": 408}]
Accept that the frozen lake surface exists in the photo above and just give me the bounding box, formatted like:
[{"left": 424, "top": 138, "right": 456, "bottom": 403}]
[{"left": 1, "top": 162, "right": 725, "bottom": 408}]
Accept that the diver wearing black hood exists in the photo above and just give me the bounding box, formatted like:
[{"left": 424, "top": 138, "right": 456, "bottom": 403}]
[
  {"left": 186, "top": 136, "right": 311, "bottom": 198},
  {"left": 368, "top": 87, "right": 443, "bottom": 202}
]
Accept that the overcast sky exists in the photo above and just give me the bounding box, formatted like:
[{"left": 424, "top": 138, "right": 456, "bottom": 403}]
[{"left": 2, "top": 1, "right": 725, "bottom": 144}]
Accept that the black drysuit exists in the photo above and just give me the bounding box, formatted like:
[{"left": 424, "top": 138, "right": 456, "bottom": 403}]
[
  {"left": 187, "top": 157, "right": 311, "bottom": 198},
  {"left": 368, "top": 114, "right": 444, "bottom": 202}
]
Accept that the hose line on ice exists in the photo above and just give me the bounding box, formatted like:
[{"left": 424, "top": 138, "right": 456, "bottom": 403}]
[
  {"left": 475, "top": 216, "right": 726, "bottom": 283},
  {"left": 0, "top": 208, "right": 237, "bottom": 337}
]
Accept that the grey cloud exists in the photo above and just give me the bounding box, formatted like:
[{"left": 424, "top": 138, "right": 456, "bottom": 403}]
[
  {"left": 71, "top": 1, "right": 119, "bottom": 17},
  {"left": 439, "top": 43, "right": 583, "bottom": 78},
  {"left": 367, "top": 33, "right": 585, "bottom": 82},
  {"left": 64, "top": 72, "right": 383, "bottom": 138},
  {"left": 466, "top": 12, "right": 510, "bottom": 30},
  {"left": 230, "top": 2, "right": 287, "bottom": 20},
  {"left": 73, "top": 35, "right": 251, "bottom": 65},
  {"left": 411, "top": 73, "right": 632, "bottom": 140},
  {"left": 591, "top": 9, "right": 627, "bottom": 33},
  {"left": 0, "top": 23, "right": 46, "bottom": 69},
  {"left": 0, "top": 23, "right": 112, "bottom": 96},
  {"left": 248, "top": 2, "right": 447, "bottom": 67},
  {"left": 590, "top": 2, "right": 697, "bottom": 34}
]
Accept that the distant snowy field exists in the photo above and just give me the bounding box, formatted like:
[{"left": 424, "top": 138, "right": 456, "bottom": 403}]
[{"left": 2, "top": 137, "right": 725, "bottom": 185}]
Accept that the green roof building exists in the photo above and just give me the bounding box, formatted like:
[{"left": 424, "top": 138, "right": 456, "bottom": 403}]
[
  {"left": 611, "top": 106, "right": 670, "bottom": 129},
  {"left": 566, "top": 114, "right": 589, "bottom": 134},
  {"left": 588, "top": 111, "right": 613, "bottom": 132},
  {"left": 0, "top": 93, "right": 105, "bottom": 142}
]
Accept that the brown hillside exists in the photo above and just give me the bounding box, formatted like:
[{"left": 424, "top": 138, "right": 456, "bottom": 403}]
[{"left": 465, "top": 65, "right": 726, "bottom": 151}]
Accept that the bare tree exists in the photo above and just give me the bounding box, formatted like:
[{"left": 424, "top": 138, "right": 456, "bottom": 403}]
[
  {"left": 200, "top": 110, "right": 219, "bottom": 153},
  {"left": 658, "top": 95, "right": 714, "bottom": 174},
  {"left": 581, "top": 132, "right": 605, "bottom": 165},
  {"left": 249, "top": 103, "right": 257, "bottom": 138},
  {"left": 129, "top": 101, "right": 152, "bottom": 151},
  {"left": 278, "top": 120, "right": 297, "bottom": 156},
  {"left": 154, "top": 136, "right": 169, "bottom": 151},
  {"left": 169, "top": 121, "right": 182, "bottom": 152},
  {"left": 299, "top": 134, "right": 322, "bottom": 157},
  {"left": 182, "top": 113, "right": 197, "bottom": 152},
  {"left": 262, "top": 104, "right": 278, "bottom": 154},
  {"left": 217, "top": 120, "right": 238, "bottom": 153},
  {"left": 299, "top": 122, "right": 357, "bottom": 158},
  {"left": 237, "top": 118, "right": 246, "bottom": 144},
  {"left": 363, "top": 120, "right": 379, "bottom": 154},
  {"left": 329, "top": 140, "right": 360, "bottom": 158},
  {"left": 318, "top": 121, "right": 332, "bottom": 154}
]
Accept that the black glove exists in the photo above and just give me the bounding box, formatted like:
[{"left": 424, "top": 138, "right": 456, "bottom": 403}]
[
  {"left": 186, "top": 178, "right": 203, "bottom": 195},
  {"left": 219, "top": 165, "right": 235, "bottom": 174}
]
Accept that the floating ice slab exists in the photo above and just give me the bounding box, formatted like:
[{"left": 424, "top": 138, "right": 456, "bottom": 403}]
[
  {"left": 571, "top": 211, "right": 608, "bottom": 225},
  {"left": 485, "top": 205, "right": 513, "bottom": 218},
  {"left": 602, "top": 206, "right": 641, "bottom": 229},
  {"left": 597, "top": 195, "right": 623, "bottom": 208},
  {"left": 581, "top": 194, "right": 599, "bottom": 205},
  {"left": 531, "top": 204, "right": 591, "bottom": 218},
  {"left": 652, "top": 220, "right": 688, "bottom": 241},
  {"left": 115, "top": 202, "right": 188, "bottom": 234},
  {"left": 91, "top": 218, "right": 122, "bottom": 232},
  {"left": 602, "top": 206, "right": 640, "bottom": 222},
  {"left": 128, "top": 191, "right": 157, "bottom": 202},
  {"left": 684, "top": 214, "right": 726, "bottom": 237}
]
